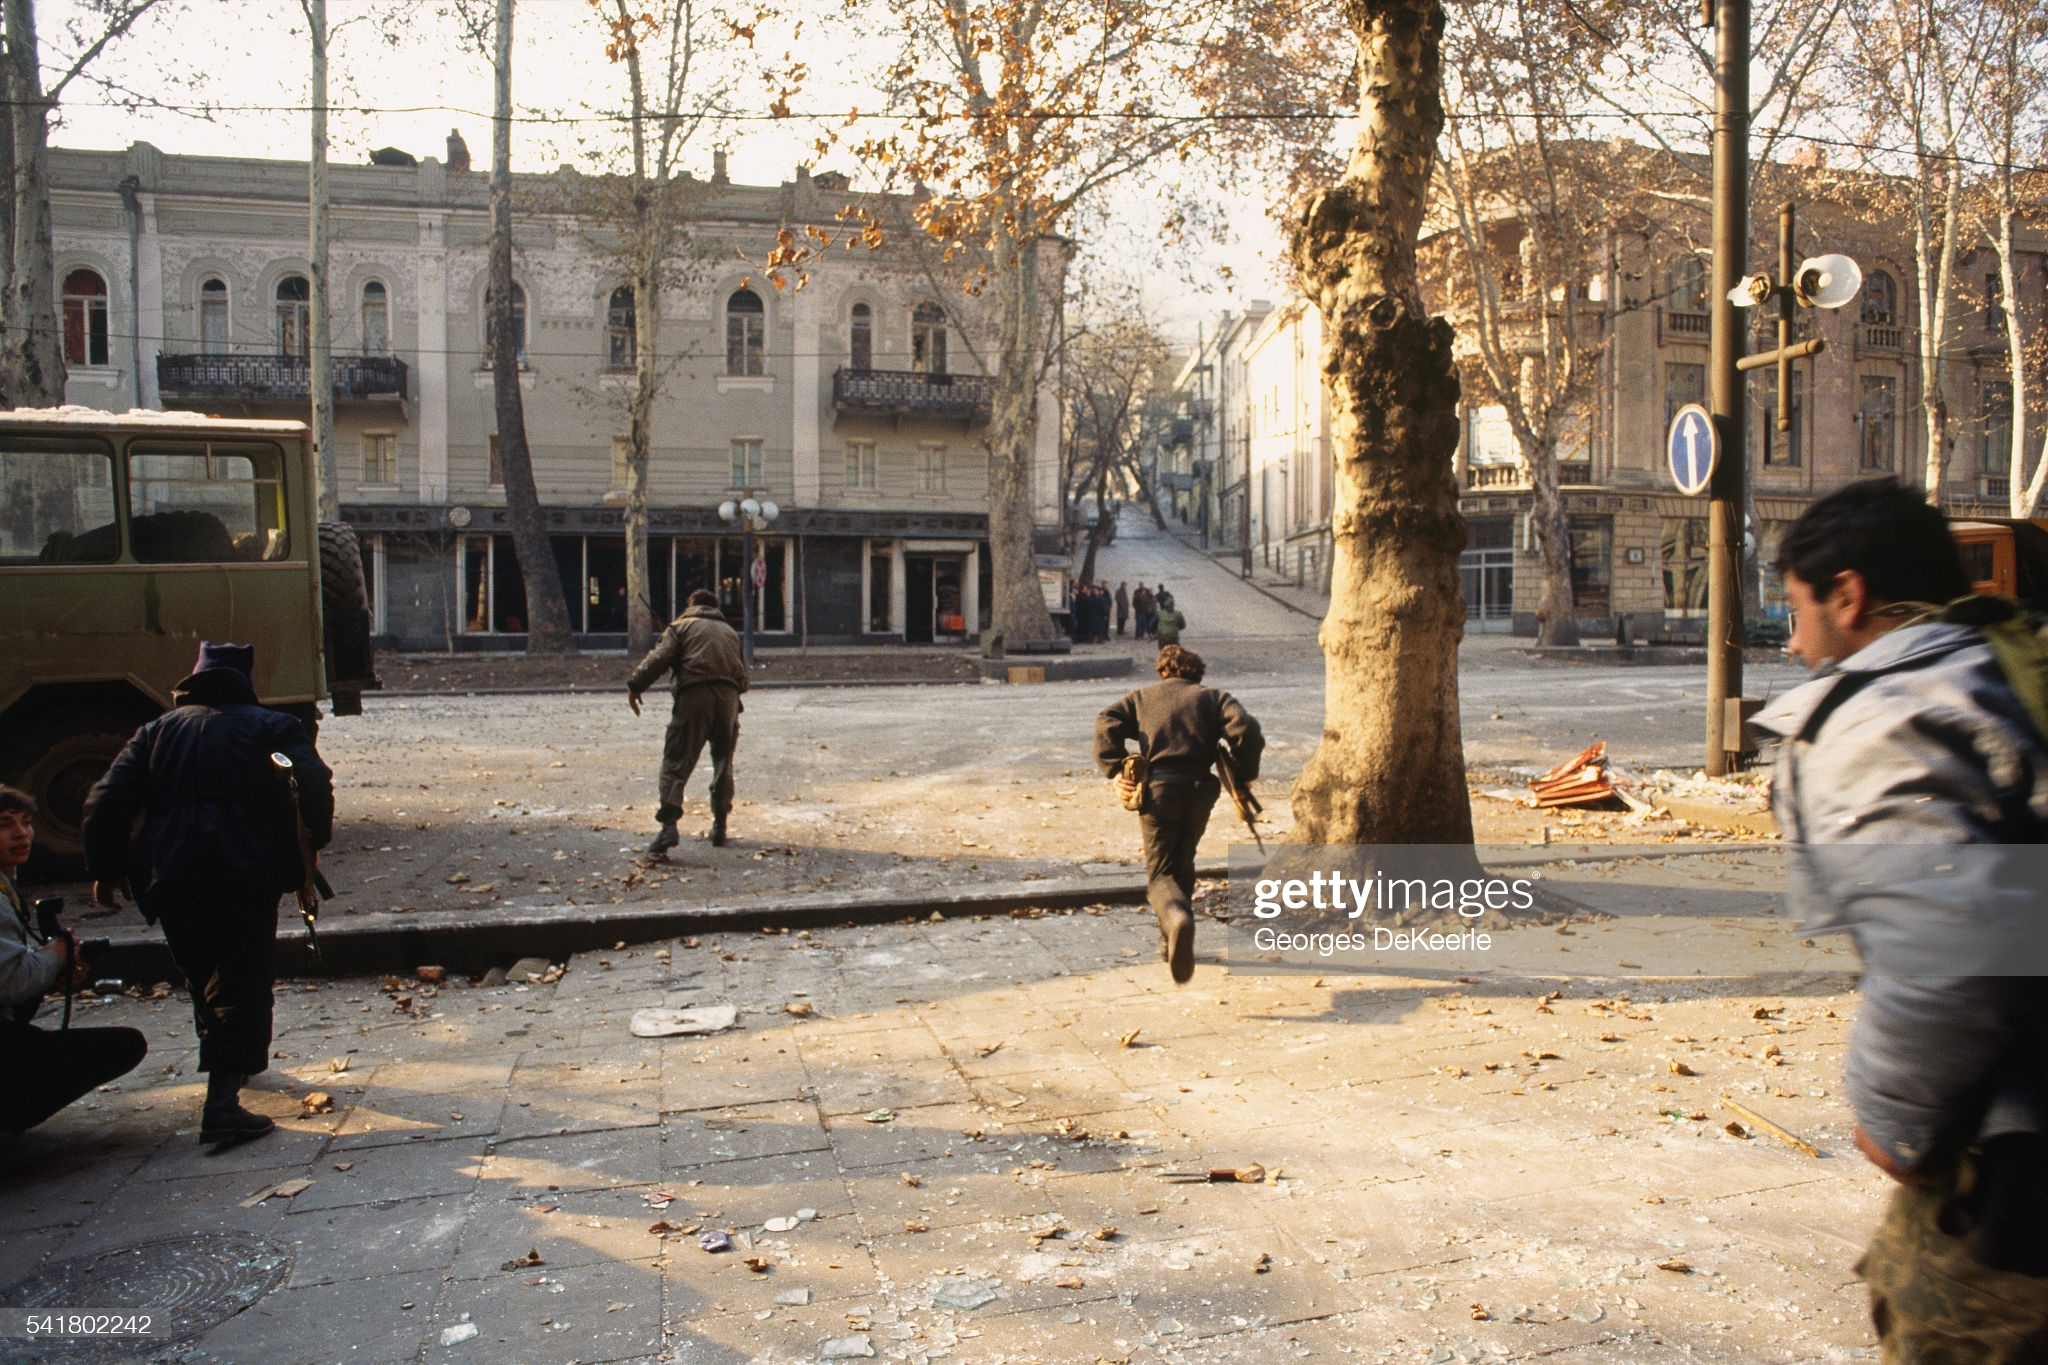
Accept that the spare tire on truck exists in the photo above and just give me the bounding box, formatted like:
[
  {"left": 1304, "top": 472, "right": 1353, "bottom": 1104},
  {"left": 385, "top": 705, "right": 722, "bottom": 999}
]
[{"left": 318, "top": 521, "right": 376, "bottom": 717}]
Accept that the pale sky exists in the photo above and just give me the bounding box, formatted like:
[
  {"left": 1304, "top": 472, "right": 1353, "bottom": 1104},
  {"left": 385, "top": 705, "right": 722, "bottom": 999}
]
[{"left": 43, "top": 0, "right": 1290, "bottom": 342}]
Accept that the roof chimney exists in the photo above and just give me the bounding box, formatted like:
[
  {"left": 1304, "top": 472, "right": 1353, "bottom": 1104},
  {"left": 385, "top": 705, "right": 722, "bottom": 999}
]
[
  {"left": 712, "top": 148, "right": 729, "bottom": 185},
  {"left": 446, "top": 128, "right": 471, "bottom": 174}
]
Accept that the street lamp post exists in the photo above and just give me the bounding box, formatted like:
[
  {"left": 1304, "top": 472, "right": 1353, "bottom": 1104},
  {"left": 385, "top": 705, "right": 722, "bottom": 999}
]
[
  {"left": 717, "top": 495, "right": 780, "bottom": 667},
  {"left": 1704, "top": 0, "right": 1750, "bottom": 777}
]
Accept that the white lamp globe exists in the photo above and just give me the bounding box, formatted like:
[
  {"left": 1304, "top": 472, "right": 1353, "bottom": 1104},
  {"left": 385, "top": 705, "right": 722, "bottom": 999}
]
[
  {"left": 717, "top": 500, "right": 738, "bottom": 521},
  {"left": 760, "top": 501, "right": 780, "bottom": 523},
  {"left": 740, "top": 497, "right": 762, "bottom": 518}
]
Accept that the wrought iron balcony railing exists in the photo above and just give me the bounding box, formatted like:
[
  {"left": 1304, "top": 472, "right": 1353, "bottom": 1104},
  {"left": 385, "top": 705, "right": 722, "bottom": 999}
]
[
  {"left": 158, "top": 353, "right": 409, "bottom": 402},
  {"left": 832, "top": 366, "right": 990, "bottom": 424}
]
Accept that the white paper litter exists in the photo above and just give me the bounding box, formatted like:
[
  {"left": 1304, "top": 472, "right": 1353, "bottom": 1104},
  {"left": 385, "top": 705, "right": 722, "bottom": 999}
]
[{"left": 629, "top": 1005, "right": 738, "bottom": 1037}]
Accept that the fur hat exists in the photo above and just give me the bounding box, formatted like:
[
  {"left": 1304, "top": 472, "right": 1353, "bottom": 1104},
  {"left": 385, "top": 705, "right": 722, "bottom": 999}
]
[{"left": 193, "top": 641, "right": 256, "bottom": 679}]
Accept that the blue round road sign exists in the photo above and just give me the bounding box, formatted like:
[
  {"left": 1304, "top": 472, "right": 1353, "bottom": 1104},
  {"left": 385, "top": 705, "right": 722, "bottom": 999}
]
[{"left": 1667, "top": 404, "right": 1718, "bottom": 496}]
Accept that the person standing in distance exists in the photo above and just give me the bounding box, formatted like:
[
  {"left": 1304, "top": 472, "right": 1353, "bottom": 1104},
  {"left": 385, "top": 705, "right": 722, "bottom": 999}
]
[
  {"left": 630, "top": 588, "right": 750, "bottom": 853},
  {"left": 1095, "top": 645, "right": 1262, "bottom": 984},
  {"left": 1114, "top": 582, "right": 1130, "bottom": 638},
  {"left": 82, "top": 642, "right": 330, "bottom": 1146},
  {"left": 1751, "top": 478, "right": 2048, "bottom": 1360},
  {"left": 0, "top": 785, "right": 147, "bottom": 1135}
]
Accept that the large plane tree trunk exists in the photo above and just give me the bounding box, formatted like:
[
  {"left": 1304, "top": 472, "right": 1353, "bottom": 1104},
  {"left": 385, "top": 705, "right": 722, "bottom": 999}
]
[
  {"left": 5, "top": 0, "right": 62, "bottom": 407},
  {"left": 489, "top": 0, "right": 576, "bottom": 654},
  {"left": 1287, "top": 0, "right": 1472, "bottom": 846},
  {"left": 1528, "top": 449, "right": 1577, "bottom": 646},
  {"left": 986, "top": 230, "right": 1058, "bottom": 643}
]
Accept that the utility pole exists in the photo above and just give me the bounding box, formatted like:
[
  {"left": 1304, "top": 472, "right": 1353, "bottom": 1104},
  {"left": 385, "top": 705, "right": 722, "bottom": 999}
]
[
  {"left": 306, "top": 0, "right": 335, "bottom": 521},
  {"left": 1704, "top": 0, "right": 1749, "bottom": 777}
]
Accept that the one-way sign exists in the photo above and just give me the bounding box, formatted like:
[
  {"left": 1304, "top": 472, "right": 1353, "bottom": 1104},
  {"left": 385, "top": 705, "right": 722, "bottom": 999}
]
[{"left": 1667, "top": 404, "right": 1717, "bottom": 496}]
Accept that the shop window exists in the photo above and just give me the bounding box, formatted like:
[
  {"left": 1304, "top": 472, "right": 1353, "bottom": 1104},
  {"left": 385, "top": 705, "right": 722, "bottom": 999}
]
[
  {"left": 63, "top": 269, "right": 110, "bottom": 367},
  {"left": 1661, "top": 516, "right": 1709, "bottom": 615},
  {"left": 1568, "top": 515, "right": 1611, "bottom": 617}
]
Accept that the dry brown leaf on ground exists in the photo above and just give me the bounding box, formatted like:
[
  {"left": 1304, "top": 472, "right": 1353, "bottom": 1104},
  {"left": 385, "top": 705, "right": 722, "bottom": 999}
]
[
  {"left": 500, "top": 1247, "right": 545, "bottom": 1271},
  {"left": 1669, "top": 1060, "right": 1696, "bottom": 1076},
  {"left": 301, "top": 1091, "right": 334, "bottom": 1113},
  {"left": 1118, "top": 1029, "right": 1141, "bottom": 1047}
]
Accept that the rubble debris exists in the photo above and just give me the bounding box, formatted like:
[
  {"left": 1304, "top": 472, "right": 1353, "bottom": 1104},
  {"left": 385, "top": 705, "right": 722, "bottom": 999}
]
[
  {"left": 1656, "top": 1258, "right": 1693, "bottom": 1273},
  {"left": 774, "top": 1288, "right": 812, "bottom": 1306},
  {"left": 439, "top": 1322, "right": 479, "bottom": 1346},
  {"left": 1721, "top": 1095, "right": 1821, "bottom": 1157},
  {"left": 1252, "top": 1252, "right": 1272, "bottom": 1274},
  {"left": 744, "top": 1257, "right": 771, "bottom": 1273},
  {"left": 508, "top": 956, "right": 552, "bottom": 982},
  {"left": 500, "top": 1248, "right": 545, "bottom": 1271},
  {"left": 1530, "top": 742, "right": 1619, "bottom": 808},
  {"left": 932, "top": 1279, "right": 999, "bottom": 1311},
  {"left": 820, "top": 1336, "right": 876, "bottom": 1359},
  {"left": 416, "top": 965, "right": 446, "bottom": 984},
  {"left": 863, "top": 1109, "right": 896, "bottom": 1124},
  {"left": 698, "top": 1230, "right": 733, "bottom": 1252},
  {"left": 785, "top": 1001, "right": 814, "bottom": 1017},
  {"left": 630, "top": 1005, "right": 738, "bottom": 1037}
]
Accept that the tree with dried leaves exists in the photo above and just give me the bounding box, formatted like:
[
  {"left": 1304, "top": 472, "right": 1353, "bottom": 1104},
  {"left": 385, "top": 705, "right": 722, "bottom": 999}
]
[
  {"left": 3, "top": 0, "right": 173, "bottom": 407},
  {"left": 1430, "top": 2, "right": 1639, "bottom": 649},
  {"left": 583, "top": 0, "right": 751, "bottom": 656},
  {"left": 481, "top": 0, "right": 577, "bottom": 653},
  {"left": 1286, "top": 0, "right": 1472, "bottom": 845},
  {"left": 1839, "top": 0, "right": 1998, "bottom": 499},
  {"left": 1963, "top": 0, "right": 2048, "bottom": 517},
  {"left": 842, "top": 0, "right": 1223, "bottom": 644},
  {"left": 1059, "top": 305, "right": 1171, "bottom": 586}
]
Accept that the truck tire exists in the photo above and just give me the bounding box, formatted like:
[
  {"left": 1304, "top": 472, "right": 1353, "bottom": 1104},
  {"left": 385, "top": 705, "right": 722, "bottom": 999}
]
[
  {"left": 319, "top": 521, "right": 376, "bottom": 712},
  {"left": 0, "top": 699, "right": 157, "bottom": 876}
]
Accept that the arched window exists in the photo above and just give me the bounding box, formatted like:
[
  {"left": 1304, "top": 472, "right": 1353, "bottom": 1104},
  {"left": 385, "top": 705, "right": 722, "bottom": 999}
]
[
  {"left": 726, "top": 288, "right": 764, "bottom": 376},
  {"left": 484, "top": 282, "right": 527, "bottom": 365},
  {"left": 62, "top": 269, "right": 109, "bottom": 367},
  {"left": 912, "top": 301, "right": 947, "bottom": 375},
  {"left": 1666, "top": 255, "right": 1707, "bottom": 313},
  {"left": 361, "top": 280, "right": 389, "bottom": 354},
  {"left": 199, "top": 277, "right": 228, "bottom": 354},
  {"left": 849, "top": 301, "right": 872, "bottom": 370},
  {"left": 275, "top": 274, "right": 310, "bottom": 357},
  {"left": 606, "top": 285, "right": 636, "bottom": 372},
  {"left": 1862, "top": 269, "right": 1897, "bottom": 327}
]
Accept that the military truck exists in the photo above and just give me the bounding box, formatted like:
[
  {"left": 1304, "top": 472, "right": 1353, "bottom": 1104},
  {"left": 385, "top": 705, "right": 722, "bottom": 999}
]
[{"left": 0, "top": 409, "right": 376, "bottom": 872}]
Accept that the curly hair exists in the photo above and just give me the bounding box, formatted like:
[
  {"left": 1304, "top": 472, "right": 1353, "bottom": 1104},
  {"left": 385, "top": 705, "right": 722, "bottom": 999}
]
[{"left": 1155, "top": 644, "right": 1205, "bottom": 682}]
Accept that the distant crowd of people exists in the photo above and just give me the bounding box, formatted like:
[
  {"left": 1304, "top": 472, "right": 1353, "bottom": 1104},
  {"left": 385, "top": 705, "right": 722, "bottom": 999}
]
[{"left": 1069, "top": 580, "right": 1185, "bottom": 648}]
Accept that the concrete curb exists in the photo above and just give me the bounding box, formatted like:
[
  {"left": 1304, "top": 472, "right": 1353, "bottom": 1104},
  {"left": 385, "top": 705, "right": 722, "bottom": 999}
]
[
  {"left": 369, "top": 677, "right": 980, "bottom": 699},
  {"left": 91, "top": 861, "right": 1233, "bottom": 983}
]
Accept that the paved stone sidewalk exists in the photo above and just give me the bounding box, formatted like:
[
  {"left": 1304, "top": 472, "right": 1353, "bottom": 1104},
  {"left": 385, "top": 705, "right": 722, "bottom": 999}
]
[{"left": 0, "top": 904, "right": 1885, "bottom": 1365}]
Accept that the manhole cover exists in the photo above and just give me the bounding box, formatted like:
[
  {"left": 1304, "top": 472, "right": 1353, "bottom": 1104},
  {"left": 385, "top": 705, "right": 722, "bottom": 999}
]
[{"left": 0, "top": 1232, "right": 288, "bottom": 1363}]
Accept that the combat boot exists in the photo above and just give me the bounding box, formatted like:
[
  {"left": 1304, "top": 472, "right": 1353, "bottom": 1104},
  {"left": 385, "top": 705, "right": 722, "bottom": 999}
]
[
  {"left": 709, "top": 813, "right": 728, "bottom": 847},
  {"left": 647, "top": 821, "right": 680, "bottom": 856},
  {"left": 1156, "top": 905, "right": 1195, "bottom": 985},
  {"left": 199, "top": 1072, "right": 275, "bottom": 1146}
]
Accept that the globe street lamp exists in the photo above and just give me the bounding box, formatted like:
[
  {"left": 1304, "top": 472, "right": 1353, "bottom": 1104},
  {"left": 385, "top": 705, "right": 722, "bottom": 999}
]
[{"left": 717, "top": 495, "right": 780, "bottom": 666}]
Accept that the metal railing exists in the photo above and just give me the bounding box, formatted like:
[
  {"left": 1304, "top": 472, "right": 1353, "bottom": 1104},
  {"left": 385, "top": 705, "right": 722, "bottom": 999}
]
[
  {"left": 831, "top": 366, "right": 990, "bottom": 423},
  {"left": 158, "top": 353, "right": 409, "bottom": 401},
  {"left": 1860, "top": 323, "right": 1908, "bottom": 351},
  {"left": 1659, "top": 307, "right": 1709, "bottom": 344}
]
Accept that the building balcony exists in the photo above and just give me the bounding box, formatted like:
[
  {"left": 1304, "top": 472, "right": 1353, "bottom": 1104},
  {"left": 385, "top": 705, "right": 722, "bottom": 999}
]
[
  {"left": 1658, "top": 306, "right": 1709, "bottom": 345},
  {"left": 1463, "top": 460, "right": 1591, "bottom": 491},
  {"left": 832, "top": 366, "right": 990, "bottom": 426},
  {"left": 157, "top": 353, "right": 410, "bottom": 404},
  {"left": 1858, "top": 323, "right": 1911, "bottom": 353}
]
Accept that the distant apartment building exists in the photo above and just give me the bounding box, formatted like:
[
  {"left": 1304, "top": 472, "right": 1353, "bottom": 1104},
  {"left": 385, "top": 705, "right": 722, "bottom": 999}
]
[
  {"left": 1168, "top": 196, "right": 2041, "bottom": 637},
  {"left": 44, "top": 140, "right": 1064, "bottom": 650}
]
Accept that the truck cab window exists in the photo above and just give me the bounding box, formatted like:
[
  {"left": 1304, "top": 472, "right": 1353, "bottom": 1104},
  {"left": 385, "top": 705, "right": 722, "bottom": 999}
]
[
  {"left": 0, "top": 440, "right": 118, "bottom": 564},
  {"left": 128, "top": 441, "right": 291, "bottom": 563}
]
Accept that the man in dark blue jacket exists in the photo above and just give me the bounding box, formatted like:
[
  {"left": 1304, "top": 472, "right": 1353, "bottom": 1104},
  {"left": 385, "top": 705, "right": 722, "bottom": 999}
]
[{"left": 82, "top": 643, "right": 332, "bottom": 1145}]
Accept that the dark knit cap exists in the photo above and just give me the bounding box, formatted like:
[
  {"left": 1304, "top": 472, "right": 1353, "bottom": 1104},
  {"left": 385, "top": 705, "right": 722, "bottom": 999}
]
[{"left": 193, "top": 641, "right": 256, "bottom": 679}]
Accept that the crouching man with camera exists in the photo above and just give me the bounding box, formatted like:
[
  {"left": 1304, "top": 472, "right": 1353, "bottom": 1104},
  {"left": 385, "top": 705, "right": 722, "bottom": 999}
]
[{"left": 0, "top": 785, "right": 146, "bottom": 1136}]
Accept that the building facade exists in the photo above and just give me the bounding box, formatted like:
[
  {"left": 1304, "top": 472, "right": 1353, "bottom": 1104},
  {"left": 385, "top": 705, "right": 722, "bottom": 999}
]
[
  {"left": 1170, "top": 196, "right": 2042, "bottom": 638},
  {"left": 47, "top": 140, "right": 1064, "bottom": 650}
]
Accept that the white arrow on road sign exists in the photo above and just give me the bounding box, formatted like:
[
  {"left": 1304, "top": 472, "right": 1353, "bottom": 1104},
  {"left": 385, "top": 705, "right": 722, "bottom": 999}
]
[{"left": 1667, "top": 404, "right": 1718, "bottom": 496}]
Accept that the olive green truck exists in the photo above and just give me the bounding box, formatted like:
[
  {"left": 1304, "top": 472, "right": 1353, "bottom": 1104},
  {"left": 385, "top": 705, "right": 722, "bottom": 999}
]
[{"left": 0, "top": 410, "right": 376, "bottom": 874}]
